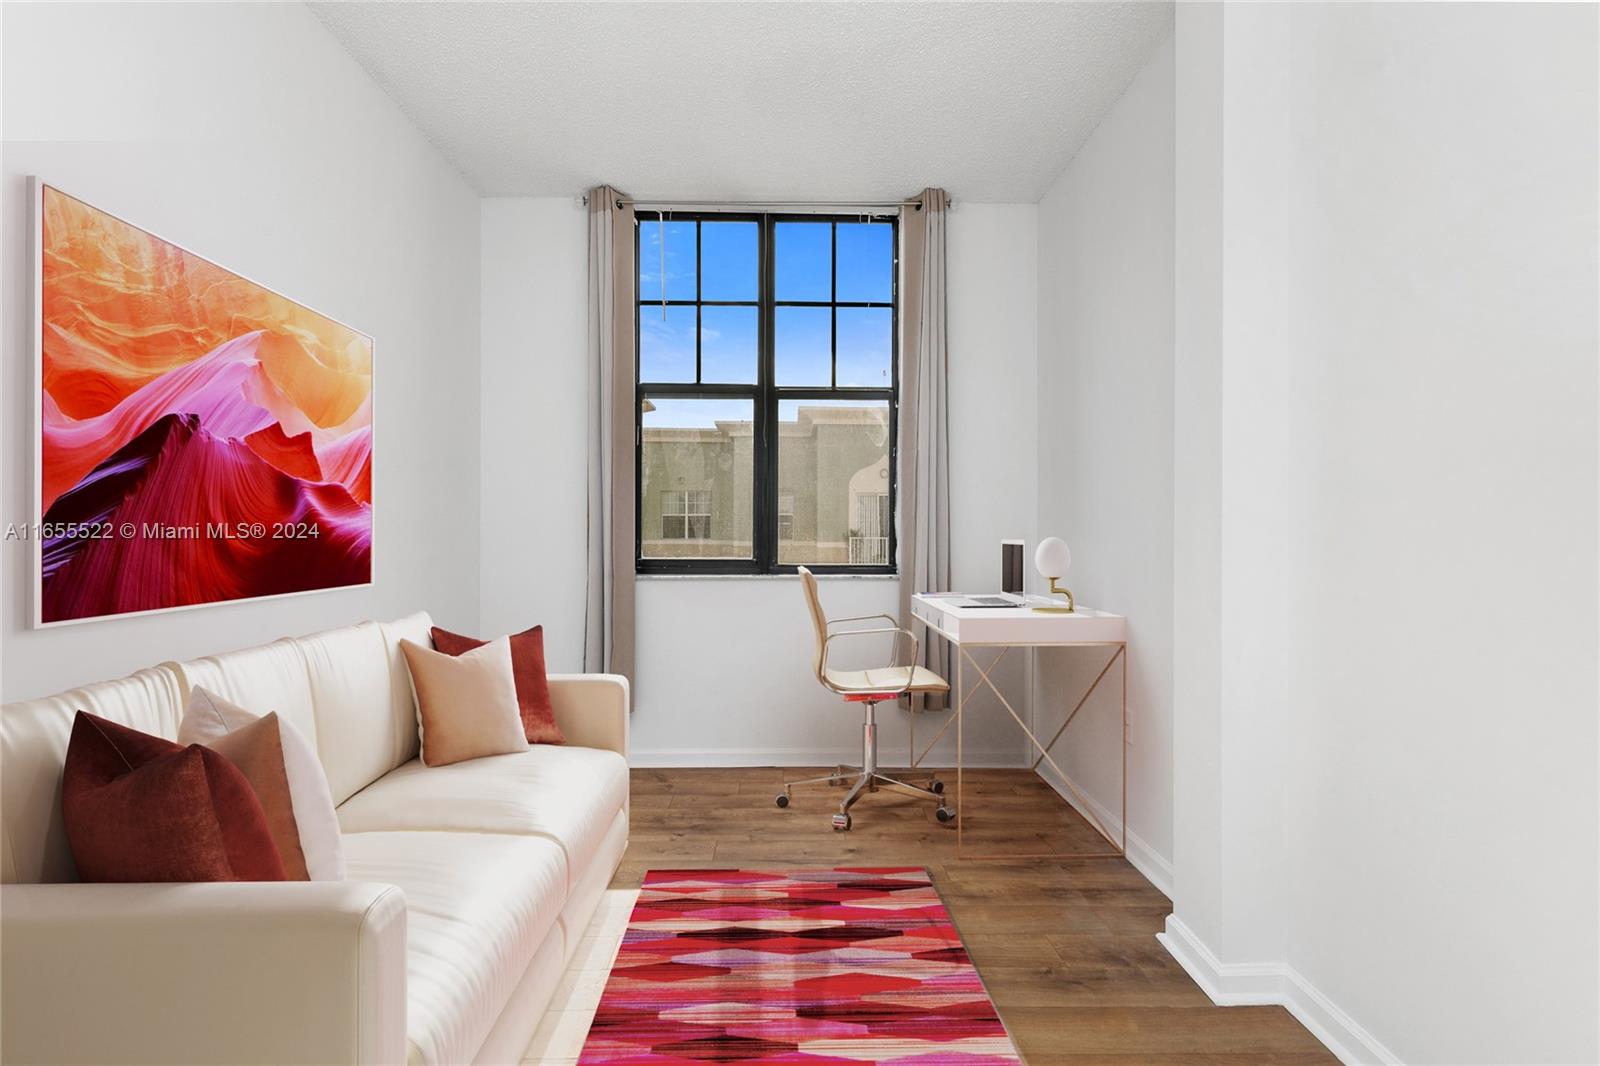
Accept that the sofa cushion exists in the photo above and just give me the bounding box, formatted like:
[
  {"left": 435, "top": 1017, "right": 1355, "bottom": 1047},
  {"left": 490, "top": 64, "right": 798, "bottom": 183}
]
[
  {"left": 336, "top": 746, "right": 628, "bottom": 894},
  {"left": 177, "top": 612, "right": 433, "bottom": 808},
  {"left": 62, "top": 712, "right": 288, "bottom": 883},
  {"left": 181, "top": 707, "right": 308, "bottom": 879},
  {"left": 292, "top": 622, "right": 409, "bottom": 806},
  {"left": 400, "top": 637, "right": 528, "bottom": 768},
  {"left": 342, "top": 830, "right": 566, "bottom": 1066},
  {"left": 175, "top": 639, "right": 320, "bottom": 760},
  {"left": 2, "top": 665, "right": 187, "bottom": 884},
  {"left": 431, "top": 624, "right": 565, "bottom": 745},
  {"left": 178, "top": 687, "right": 346, "bottom": 881}
]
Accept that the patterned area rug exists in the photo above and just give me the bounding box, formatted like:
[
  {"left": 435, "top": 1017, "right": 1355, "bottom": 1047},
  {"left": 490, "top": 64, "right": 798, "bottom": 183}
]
[{"left": 578, "top": 867, "right": 1021, "bottom": 1064}]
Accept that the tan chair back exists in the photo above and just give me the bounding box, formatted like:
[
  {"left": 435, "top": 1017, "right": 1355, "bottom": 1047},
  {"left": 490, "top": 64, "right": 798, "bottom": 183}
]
[{"left": 798, "top": 567, "right": 829, "bottom": 681}]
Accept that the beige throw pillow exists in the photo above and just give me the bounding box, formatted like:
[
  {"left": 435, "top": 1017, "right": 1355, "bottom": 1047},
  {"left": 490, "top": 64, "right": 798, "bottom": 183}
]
[
  {"left": 178, "top": 687, "right": 346, "bottom": 881},
  {"left": 401, "top": 636, "right": 529, "bottom": 767}
]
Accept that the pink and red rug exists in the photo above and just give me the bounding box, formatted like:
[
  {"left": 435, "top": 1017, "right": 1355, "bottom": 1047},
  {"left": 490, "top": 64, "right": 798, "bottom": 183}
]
[{"left": 578, "top": 867, "right": 1021, "bottom": 1064}]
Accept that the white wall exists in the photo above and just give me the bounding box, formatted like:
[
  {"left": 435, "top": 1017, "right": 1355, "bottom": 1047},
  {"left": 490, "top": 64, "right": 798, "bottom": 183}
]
[
  {"left": 1168, "top": 0, "right": 1230, "bottom": 977},
  {"left": 946, "top": 204, "right": 1039, "bottom": 599},
  {"left": 941, "top": 203, "right": 1039, "bottom": 763},
  {"left": 1279, "top": 5, "right": 1598, "bottom": 1062},
  {"left": 1164, "top": 4, "right": 1599, "bottom": 1064},
  {"left": 1033, "top": 34, "right": 1176, "bottom": 892},
  {"left": 478, "top": 200, "right": 1038, "bottom": 765},
  {"left": 0, "top": 2, "right": 482, "bottom": 702},
  {"left": 479, "top": 198, "right": 590, "bottom": 671}
]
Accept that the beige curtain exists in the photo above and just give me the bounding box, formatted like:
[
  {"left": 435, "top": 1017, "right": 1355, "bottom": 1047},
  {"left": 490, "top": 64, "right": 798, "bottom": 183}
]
[
  {"left": 584, "top": 186, "right": 636, "bottom": 681},
  {"left": 898, "top": 188, "right": 952, "bottom": 709}
]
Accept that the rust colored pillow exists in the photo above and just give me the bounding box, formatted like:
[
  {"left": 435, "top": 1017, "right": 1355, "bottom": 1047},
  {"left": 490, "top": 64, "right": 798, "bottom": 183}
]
[
  {"left": 189, "top": 711, "right": 308, "bottom": 880},
  {"left": 178, "top": 687, "right": 346, "bottom": 882},
  {"left": 61, "top": 712, "right": 288, "bottom": 883},
  {"left": 431, "top": 624, "right": 565, "bottom": 744}
]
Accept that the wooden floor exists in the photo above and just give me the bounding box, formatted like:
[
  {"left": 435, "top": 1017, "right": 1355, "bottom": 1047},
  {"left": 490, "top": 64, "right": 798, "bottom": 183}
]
[{"left": 611, "top": 766, "right": 1336, "bottom": 1065}]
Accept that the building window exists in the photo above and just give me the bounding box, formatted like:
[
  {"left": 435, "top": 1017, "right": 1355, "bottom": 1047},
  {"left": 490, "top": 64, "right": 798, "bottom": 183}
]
[
  {"left": 661, "top": 490, "right": 711, "bottom": 540},
  {"left": 637, "top": 213, "right": 897, "bottom": 574},
  {"left": 777, "top": 494, "right": 796, "bottom": 543}
]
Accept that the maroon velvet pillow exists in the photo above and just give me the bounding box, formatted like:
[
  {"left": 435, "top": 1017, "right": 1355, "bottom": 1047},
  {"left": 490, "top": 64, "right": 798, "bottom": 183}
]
[
  {"left": 61, "top": 711, "right": 288, "bottom": 883},
  {"left": 431, "top": 624, "right": 565, "bottom": 745}
]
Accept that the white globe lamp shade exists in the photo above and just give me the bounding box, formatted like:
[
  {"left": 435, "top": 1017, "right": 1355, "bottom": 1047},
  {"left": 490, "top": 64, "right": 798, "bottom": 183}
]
[{"left": 1034, "top": 537, "right": 1072, "bottom": 580}]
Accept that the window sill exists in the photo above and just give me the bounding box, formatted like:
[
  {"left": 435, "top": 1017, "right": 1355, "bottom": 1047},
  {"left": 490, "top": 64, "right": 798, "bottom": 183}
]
[{"left": 636, "top": 572, "right": 899, "bottom": 581}]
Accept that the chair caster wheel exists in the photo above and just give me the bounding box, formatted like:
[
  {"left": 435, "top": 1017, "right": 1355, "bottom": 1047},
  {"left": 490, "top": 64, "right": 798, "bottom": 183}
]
[
  {"left": 832, "top": 813, "right": 852, "bottom": 831},
  {"left": 930, "top": 779, "right": 945, "bottom": 795},
  {"left": 775, "top": 793, "right": 789, "bottom": 808},
  {"left": 936, "top": 806, "right": 956, "bottom": 823}
]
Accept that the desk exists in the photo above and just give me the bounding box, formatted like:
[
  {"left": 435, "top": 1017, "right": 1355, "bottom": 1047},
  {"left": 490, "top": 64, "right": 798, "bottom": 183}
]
[{"left": 910, "top": 594, "right": 1128, "bottom": 858}]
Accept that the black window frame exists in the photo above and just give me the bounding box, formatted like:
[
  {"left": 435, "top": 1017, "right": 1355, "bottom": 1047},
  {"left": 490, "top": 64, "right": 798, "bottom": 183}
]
[{"left": 635, "top": 211, "right": 899, "bottom": 575}]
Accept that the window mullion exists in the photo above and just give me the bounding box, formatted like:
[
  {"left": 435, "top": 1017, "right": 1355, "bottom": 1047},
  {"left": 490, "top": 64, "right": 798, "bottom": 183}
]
[
  {"left": 757, "top": 214, "right": 776, "bottom": 572},
  {"left": 694, "top": 222, "right": 703, "bottom": 383},
  {"left": 830, "top": 221, "right": 838, "bottom": 389}
]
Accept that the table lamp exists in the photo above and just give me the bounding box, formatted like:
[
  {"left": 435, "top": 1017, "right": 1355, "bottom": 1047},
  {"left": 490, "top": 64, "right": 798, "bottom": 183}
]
[{"left": 1033, "top": 537, "right": 1075, "bottom": 613}]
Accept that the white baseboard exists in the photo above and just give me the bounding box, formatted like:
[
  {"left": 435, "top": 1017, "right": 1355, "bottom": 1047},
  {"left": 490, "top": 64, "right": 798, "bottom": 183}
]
[
  {"left": 1157, "top": 915, "right": 1402, "bottom": 1066},
  {"left": 1032, "top": 765, "right": 1174, "bottom": 898},
  {"left": 630, "top": 747, "right": 1025, "bottom": 769}
]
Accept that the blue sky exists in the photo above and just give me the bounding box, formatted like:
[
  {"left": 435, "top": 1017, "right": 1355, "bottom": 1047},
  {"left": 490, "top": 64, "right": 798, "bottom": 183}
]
[{"left": 639, "top": 219, "right": 893, "bottom": 392}]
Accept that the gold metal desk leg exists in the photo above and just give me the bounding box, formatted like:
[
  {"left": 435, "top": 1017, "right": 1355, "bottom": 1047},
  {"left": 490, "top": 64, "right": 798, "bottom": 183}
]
[
  {"left": 953, "top": 641, "right": 1128, "bottom": 860},
  {"left": 956, "top": 645, "right": 964, "bottom": 852},
  {"left": 1121, "top": 642, "right": 1128, "bottom": 856}
]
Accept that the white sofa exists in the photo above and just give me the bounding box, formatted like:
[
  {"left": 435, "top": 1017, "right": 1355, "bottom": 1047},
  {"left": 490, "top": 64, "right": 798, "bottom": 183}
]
[{"left": 0, "top": 612, "right": 630, "bottom": 1066}]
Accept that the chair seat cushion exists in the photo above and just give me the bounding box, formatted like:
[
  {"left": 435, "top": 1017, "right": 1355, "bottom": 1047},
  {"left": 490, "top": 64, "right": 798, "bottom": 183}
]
[
  {"left": 825, "top": 664, "right": 951, "bottom": 694},
  {"left": 342, "top": 830, "right": 566, "bottom": 1066},
  {"left": 336, "top": 746, "right": 628, "bottom": 893}
]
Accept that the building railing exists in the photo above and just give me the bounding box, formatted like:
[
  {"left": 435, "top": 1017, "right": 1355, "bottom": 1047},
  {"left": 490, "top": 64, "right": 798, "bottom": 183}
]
[{"left": 849, "top": 536, "right": 890, "bottom": 565}]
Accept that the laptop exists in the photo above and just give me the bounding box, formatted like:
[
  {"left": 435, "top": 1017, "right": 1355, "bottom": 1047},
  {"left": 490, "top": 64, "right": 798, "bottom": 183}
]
[{"left": 926, "top": 592, "right": 1026, "bottom": 609}]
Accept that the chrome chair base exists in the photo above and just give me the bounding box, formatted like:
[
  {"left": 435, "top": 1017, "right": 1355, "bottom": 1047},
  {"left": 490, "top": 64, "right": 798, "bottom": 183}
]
[{"left": 775, "top": 701, "right": 956, "bottom": 830}]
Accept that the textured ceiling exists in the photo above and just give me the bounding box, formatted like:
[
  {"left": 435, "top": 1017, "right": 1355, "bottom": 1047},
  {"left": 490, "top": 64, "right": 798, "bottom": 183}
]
[{"left": 310, "top": 1, "right": 1173, "bottom": 202}]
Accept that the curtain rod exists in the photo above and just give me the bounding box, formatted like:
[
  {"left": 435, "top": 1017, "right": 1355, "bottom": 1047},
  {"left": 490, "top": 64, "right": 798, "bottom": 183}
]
[{"left": 580, "top": 195, "right": 947, "bottom": 210}]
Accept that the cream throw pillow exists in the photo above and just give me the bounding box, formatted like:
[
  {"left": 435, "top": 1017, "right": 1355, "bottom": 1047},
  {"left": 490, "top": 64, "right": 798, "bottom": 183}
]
[
  {"left": 178, "top": 686, "right": 346, "bottom": 881},
  {"left": 401, "top": 636, "right": 529, "bottom": 767}
]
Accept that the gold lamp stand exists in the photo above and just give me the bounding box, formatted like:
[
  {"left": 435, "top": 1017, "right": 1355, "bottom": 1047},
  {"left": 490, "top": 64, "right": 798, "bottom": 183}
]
[{"left": 1034, "top": 577, "right": 1075, "bottom": 614}]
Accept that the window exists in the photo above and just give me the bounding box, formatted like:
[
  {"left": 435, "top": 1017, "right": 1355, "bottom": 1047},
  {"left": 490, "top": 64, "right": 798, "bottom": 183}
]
[
  {"left": 637, "top": 213, "right": 898, "bottom": 574},
  {"left": 661, "top": 490, "right": 711, "bottom": 540},
  {"left": 777, "top": 494, "right": 796, "bottom": 542},
  {"left": 640, "top": 398, "right": 752, "bottom": 561}
]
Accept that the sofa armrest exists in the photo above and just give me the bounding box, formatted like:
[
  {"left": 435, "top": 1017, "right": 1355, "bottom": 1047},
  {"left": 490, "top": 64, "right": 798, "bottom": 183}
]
[
  {"left": 547, "top": 673, "right": 630, "bottom": 758},
  {"left": 1, "top": 880, "right": 407, "bottom": 1066}
]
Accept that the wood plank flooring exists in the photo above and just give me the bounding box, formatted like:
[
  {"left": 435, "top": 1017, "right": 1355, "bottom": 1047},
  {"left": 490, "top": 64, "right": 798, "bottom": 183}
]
[{"left": 610, "top": 766, "right": 1336, "bottom": 1065}]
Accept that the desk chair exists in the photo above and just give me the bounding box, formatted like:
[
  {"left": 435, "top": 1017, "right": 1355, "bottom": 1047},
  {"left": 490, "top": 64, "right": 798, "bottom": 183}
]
[{"left": 776, "top": 567, "right": 955, "bottom": 830}]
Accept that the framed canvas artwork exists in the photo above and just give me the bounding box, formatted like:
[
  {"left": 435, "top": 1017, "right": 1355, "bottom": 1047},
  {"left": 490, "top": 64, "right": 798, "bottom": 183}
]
[{"left": 32, "top": 182, "right": 374, "bottom": 626}]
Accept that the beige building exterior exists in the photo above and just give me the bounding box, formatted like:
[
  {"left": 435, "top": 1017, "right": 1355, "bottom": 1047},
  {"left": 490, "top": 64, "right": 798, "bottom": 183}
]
[{"left": 640, "top": 404, "right": 891, "bottom": 564}]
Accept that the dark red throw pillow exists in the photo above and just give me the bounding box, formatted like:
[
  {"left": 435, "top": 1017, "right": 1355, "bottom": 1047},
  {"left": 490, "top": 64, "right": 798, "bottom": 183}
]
[
  {"left": 62, "top": 712, "right": 288, "bottom": 883},
  {"left": 431, "top": 624, "right": 565, "bottom": 745}
]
